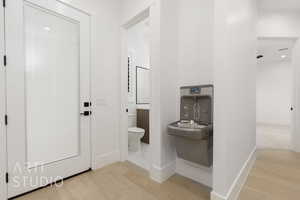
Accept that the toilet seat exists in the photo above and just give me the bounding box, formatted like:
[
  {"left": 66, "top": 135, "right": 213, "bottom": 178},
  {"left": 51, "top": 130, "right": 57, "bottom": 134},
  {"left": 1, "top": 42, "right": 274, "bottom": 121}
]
[{"left": 128, "top": 127, "right": 145, "bottom": 134}]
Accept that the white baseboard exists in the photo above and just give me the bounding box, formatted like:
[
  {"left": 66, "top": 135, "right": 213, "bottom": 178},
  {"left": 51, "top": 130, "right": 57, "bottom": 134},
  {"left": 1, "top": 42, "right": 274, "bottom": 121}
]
[
  {"left": 211, "top": 191, "right": 227, "bottom": 200},
  {"left": 175, "top": 158, "right": 212, "bottom": 187},
  {"left": 256, "top": 122, "right": 290, "bottom": 128},
  {"left": 92, "top": 150, "right": 120, "bottom": 170},
  {"left": 211, "top": 147, "right": 257, "bottom": 200},
  {"left": 150, "top": 161, "right": 176, "bottom": 183}
]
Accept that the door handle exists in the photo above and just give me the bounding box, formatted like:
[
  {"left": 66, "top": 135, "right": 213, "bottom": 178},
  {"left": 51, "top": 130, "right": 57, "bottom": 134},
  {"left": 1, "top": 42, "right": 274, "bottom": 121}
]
[{"left": 80, "top": 111, "right": 92, "bottom": 116}]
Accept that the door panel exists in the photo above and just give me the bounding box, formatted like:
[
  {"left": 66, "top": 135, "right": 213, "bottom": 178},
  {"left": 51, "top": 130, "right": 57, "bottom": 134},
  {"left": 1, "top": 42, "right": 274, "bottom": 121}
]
[
  {"left": 0, "top": 2, "right": 7, "bottom": 200},
  {"left": 25, "top": 4, "right": 80, "bottom": 167},
  {"left": 6, "top": 0, "right": 91, "bottom": 197}
]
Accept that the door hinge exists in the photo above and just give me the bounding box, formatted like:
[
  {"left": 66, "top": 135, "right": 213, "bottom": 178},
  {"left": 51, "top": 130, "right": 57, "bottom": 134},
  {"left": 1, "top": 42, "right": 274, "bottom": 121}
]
[
  {"left": 5, "top": 114, "right": 7, "bottom": 125},
  {"left": 2, "top": 0, "right": 5, "bottom": 8},
  {"left": 5, "top": 173, "right": 9, "bottom": 183},
  {"left": 3, "top": 55, "right": 7, "bottom": 66}
]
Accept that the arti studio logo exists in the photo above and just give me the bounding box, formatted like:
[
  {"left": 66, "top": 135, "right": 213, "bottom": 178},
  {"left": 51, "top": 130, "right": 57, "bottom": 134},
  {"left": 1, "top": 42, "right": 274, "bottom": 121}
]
[{"left": 11, "top": 162, "right": 64, "bottom": 188}]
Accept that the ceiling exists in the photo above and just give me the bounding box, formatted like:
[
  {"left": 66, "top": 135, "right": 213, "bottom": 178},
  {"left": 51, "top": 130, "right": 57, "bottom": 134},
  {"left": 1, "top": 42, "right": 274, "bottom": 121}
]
[
  {"left": 258, "top": 0, "right": 300, "bottom": 12},
  {"left": 257, "top": 38, "right": 297, "bottom": 64}
]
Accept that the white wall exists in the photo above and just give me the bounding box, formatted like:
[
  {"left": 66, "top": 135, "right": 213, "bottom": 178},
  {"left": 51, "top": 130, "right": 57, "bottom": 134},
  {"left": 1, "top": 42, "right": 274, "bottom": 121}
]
[
  {"left": 174, "top": 0, "right": 214, "bottom": 187},
  {"left": 258, "top": 11, "right": 300, "bottom": 38},
  {"left": 123, "top": 1, "right": 258, "bottom": 194},
  {"left": 61, "top": 0, "right": 121, "bottom": 168},
  {"left": 121, "top": 0, "right": 160, "bottom": 177},
  {"left": 127, "top": 18, "right": 150, "bottom": 68},
  {"left": 257, "top": 9, "right": 300, "bottom": 152},
  {"left": 127, "top": 18, "right": 150, "bottom": 108},
  {"left": 160, "top": 0, "right": 216, "bottom": 185},
  {"left": 121, "top": 0, "right": 215, "bottom": 185},
  {"left": 121, "top": 0, "right": 179, "bottom": 182},
  {"left": 213, "top": 0, "right": 257, "bottom": 197},
  {"left": 159, "top": 0, "right": 179, "bottom": 169},
  {"left": 177, "top": 0, "right": 214, "bottom": 86},
  {"left": 0, "top": 4, "right": 7, "bottom": 200},
  {"left": 257, "top": 61, "right": 292, "bottom": 125},
  {"left": 136, "top": 68, "right": 151, "bottom": 104}
]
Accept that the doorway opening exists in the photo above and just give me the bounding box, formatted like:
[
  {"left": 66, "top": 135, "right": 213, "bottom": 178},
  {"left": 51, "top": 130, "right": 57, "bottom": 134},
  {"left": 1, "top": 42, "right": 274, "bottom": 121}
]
[
  {"left": 256, "top": 37, "right": 297, "bottom": 150},
  {"left": 121, "top": 10, "right": 152, "bottom": 171},
  {"left": 127, "top": 16, "right": 151, "bottom": 170}
]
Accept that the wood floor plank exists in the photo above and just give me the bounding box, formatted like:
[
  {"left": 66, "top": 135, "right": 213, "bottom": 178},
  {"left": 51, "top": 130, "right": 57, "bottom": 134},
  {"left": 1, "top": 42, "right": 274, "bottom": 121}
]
[
  {"left": 239, "top": 150, "right": 300, "bottom": 200},
  {"left": 13, "top": 162, "right": 210, "bottom": 200},
  {"left": 13, "top": 150, "right": 300, "bottom": 200}
]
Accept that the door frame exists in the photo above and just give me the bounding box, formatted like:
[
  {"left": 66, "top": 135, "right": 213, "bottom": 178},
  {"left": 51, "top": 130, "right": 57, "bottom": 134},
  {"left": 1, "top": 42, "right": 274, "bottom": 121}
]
[
  {"left": 257, "top": 36, "right": 299, "bottom": 151},
  {"left": 0, "top": 1, "right": 7, "bottom": 200},
  {"left": 120, "top": 7, "right": 153, "bottom": 165},
  {"left": 291, "top": 38, "right": 300, "bottom": 152},
  {"left": 120, "top": 8, "right": 150, "bottom": 162}
]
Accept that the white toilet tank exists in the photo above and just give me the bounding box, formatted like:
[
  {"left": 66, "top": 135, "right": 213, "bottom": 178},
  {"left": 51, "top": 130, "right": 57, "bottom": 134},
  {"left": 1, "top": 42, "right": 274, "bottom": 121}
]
[{"left": 128, "top": 127, "right": 145, "bottom": 152}]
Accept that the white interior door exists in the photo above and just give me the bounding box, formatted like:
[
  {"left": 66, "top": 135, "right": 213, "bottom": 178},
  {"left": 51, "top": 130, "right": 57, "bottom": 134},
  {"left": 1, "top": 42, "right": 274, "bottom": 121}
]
[
  {"left": 0, "top": 2, "right": 7, "bottom": 200},
  {"left": 6, "top": 0, "right": 91, "bottom": 197}
]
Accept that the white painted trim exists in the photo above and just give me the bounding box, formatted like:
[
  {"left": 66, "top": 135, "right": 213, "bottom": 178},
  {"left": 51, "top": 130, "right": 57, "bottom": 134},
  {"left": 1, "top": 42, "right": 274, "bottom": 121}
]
[
  {"left": 92, "top": 150, "right": 120, "bottom": 170},
  {"left": 57, "top": 0, "right": 91, "bottom": 16},
  {"left": 256, "top": 122, "right": 291, "bottom": 128},
  {"left": 150, "top": 161, "right": 176, "bottom": 183},
  {"left": 121, "top": 0, "right": 155, "bottom": 26},
  {"left": 211, "top": 147, "right": 257, "bottom": 200},
  {"left": 119, "top": 26, "right": 129, "bottom": 162},
  {"left": 211, "top": 191, "right": 227, "bottom": 200}
]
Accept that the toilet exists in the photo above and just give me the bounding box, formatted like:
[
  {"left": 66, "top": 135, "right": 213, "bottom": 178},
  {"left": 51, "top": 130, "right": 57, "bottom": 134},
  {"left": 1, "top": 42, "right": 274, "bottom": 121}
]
[{"left": 128, "top": 127, "right": 145, "bottom": 152}]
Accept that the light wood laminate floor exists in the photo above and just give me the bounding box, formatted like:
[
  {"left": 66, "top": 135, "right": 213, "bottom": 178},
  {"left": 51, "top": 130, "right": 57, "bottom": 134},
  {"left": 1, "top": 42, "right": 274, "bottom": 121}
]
[
  {"left": 239, "top": 150, "right": 300, "bottom": 200},
  {"left": 14, "top": 161, "right": 211, "bottom": 200},
  {"left": 14, "top": 150, "right": 300, "bottom": 200}
]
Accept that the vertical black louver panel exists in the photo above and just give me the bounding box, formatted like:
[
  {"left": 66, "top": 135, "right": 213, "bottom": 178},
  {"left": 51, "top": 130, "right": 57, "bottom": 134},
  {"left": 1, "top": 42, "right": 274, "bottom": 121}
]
[{"left": 128, "top": 57, "right": 130, "bottom": 93}]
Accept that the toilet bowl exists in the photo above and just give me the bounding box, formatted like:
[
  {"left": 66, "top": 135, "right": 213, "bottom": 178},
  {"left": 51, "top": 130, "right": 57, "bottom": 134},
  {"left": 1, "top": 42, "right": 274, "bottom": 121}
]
[{"left": 128, "top": 127, "right": 145, "bottom": 152}]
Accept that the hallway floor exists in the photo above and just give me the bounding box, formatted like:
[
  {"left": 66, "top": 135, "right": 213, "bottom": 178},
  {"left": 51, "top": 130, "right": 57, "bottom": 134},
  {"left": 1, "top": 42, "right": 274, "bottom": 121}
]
[
  {"left": 239, "top": 150, "right": 300, "bottom": 200},
  {"left": 14, "top": 150, "right": 300, "bottom": 200},
  {"left": 14, "top": 161, "right": 211, "bottom": 200}
]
